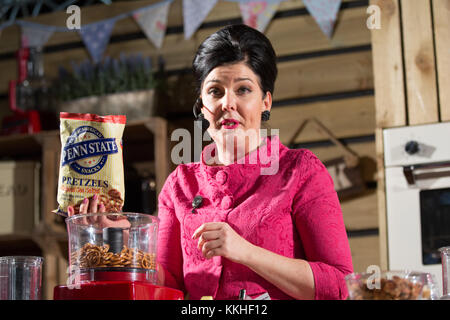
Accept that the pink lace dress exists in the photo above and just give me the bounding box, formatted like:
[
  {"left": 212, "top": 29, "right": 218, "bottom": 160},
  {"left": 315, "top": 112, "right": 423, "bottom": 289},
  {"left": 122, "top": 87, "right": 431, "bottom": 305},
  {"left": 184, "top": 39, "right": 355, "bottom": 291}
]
[{"left": 157, "top": 135, "right": 353, "bottom": 300}]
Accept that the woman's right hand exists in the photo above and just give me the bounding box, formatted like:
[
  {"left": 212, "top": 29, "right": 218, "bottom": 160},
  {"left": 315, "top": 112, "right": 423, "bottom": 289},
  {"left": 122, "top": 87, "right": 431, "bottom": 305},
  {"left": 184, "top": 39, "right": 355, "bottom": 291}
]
[{"left": 67, "top": 194, "right": 130, "bottom": 229}]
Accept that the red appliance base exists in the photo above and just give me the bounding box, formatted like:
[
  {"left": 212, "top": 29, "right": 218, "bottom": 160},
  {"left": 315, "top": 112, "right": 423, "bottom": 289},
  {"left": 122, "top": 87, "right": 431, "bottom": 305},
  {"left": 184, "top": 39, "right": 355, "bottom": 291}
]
[{"left": 54, "top": 281, "right": 184, "bottom": 300}]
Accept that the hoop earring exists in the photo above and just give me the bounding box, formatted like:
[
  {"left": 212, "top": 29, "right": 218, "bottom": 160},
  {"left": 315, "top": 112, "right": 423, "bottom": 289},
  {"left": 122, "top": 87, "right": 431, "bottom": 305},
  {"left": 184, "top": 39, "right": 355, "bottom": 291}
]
[
  {"left": 261, "top": 110, "right": 271, "bottom": 121},
  {"left": 193, "top": 98, "right": 210, "bottom": 130},
  {"left": 197, "top": 113, "right": 210, "bottom": 130}
]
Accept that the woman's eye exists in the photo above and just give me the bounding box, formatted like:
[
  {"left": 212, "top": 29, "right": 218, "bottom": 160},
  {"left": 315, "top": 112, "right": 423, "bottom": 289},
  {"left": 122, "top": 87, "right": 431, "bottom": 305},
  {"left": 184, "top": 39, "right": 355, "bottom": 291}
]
[
  {"left": 237, "top": 87, "right": 251, "bottom": 94},
  {"left": 208, "top": 88, "right": 222, "bottom": 96}
]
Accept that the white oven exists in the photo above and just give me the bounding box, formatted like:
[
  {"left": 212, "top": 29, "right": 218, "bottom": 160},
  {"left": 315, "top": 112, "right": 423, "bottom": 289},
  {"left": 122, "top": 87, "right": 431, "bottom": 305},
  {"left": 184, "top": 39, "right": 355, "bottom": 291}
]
[{"left": 384, "top": 121, "right": 450, "bottom": 297}]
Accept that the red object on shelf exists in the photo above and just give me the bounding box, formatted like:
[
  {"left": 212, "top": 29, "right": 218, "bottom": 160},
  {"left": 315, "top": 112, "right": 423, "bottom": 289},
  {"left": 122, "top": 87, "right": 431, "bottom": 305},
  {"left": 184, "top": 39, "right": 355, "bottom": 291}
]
[
  {"left": 0, "top": 111, "right": 41, "bottom": 135},
  {"left": 54, "top": 281, "right": 184, "bottom": 300},
  {"left": 17, "top": 48, "right": 29, "bottom": 84},
  {"left": 2, "top": 47, "right": 42, "bottom": 135},
  {"left": 8, "top": 80, "right": 17, "bottom": 112}
]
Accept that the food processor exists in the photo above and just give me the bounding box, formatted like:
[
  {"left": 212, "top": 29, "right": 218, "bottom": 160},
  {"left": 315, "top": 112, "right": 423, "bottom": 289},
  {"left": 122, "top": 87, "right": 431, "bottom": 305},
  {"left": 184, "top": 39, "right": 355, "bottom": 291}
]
[{"left": 54, "top": 212, "right": 183, "bottom": 300}]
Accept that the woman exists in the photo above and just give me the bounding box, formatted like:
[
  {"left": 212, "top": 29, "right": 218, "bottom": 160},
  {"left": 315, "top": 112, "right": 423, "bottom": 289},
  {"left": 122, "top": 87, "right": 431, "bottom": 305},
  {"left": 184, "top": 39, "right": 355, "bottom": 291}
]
[
  {"left": 157, "top": 24, "right": 353, "bottom": 300},
  {"left": 72, "top": 24, "right": 353, "bottom": 300}
]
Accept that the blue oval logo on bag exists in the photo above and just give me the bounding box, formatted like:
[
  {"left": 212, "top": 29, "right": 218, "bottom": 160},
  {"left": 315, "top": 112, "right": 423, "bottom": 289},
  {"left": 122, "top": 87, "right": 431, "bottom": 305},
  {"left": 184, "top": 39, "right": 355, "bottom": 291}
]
[{"left": 62, "top": 126, "right": 118, "bottom": 175}]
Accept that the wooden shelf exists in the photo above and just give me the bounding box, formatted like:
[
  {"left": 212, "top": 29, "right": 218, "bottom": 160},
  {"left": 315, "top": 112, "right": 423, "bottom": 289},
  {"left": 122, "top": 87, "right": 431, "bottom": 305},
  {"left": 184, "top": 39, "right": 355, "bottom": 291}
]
[{"left": 0, "top": 131, "right": 51, "bottom": 158}]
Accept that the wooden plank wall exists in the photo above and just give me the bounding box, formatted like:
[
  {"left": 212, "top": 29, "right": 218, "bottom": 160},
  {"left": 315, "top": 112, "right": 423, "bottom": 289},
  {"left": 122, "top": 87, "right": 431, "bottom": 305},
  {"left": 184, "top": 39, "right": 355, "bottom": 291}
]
[
  {"left": 370, "top": 0, "right": 450, "bottom": 270},
  {"left": 0, "top": 0, "right": 378, "bottom": 274}
]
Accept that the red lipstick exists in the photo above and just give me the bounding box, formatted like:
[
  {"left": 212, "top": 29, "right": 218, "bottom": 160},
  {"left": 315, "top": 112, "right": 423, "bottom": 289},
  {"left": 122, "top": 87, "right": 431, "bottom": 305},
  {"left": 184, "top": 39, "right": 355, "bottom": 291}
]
[{"left": 221, "top": 119, "right": 239, "bottom": 129}]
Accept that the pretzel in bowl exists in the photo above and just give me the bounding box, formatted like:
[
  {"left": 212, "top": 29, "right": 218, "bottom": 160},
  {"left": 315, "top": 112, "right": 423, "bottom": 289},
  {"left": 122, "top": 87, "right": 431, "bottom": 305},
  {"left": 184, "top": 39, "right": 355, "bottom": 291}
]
[{"left": 71, "top": 243, "right": 156, "bottom": 270}]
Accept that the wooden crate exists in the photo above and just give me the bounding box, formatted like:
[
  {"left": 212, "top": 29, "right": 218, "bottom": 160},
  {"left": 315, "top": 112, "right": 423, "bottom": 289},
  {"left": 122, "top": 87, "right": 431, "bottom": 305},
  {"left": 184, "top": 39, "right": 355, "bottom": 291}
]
[{"left": 0, "top": 161, "right": 40, "bottom": 236}]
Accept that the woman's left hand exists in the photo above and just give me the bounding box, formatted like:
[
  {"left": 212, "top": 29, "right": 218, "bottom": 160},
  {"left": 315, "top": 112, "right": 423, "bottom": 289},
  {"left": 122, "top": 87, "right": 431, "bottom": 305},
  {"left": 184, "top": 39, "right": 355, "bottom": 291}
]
[{"left": 192, "top": 222, "right": 254, "bottom": 264}]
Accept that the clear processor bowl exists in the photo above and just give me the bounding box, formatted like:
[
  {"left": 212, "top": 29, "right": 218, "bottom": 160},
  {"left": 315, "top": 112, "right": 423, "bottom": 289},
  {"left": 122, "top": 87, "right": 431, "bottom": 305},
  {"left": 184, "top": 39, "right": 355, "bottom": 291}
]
[
  {"left": 345, "top": 270, "right": 439, "bottom": 300},
  {"left": 66, "top": 213, "right": 159, "bottom": 284}
]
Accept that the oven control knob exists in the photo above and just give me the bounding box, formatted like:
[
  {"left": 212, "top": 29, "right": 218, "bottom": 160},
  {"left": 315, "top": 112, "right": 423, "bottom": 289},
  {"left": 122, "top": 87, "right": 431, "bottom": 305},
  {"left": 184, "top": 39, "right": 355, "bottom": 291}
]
[{"left": 405, "top": 140, "right": 419, "bottom": 155}]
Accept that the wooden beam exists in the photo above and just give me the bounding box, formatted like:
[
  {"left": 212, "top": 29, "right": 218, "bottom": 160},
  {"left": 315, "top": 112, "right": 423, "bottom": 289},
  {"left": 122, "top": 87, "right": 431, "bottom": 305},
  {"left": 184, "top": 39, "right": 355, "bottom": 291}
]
[
  {"left": 432, "top": 0, "right": 450, "bottom": 121},
  {"left": 275, "top": 50, "right": 374, "bottom": 101},
  {"left": 370, "top": 0, "right": 406, "bottom": 128},
  {"left": 375, "top": 127, "right": 387, "bottom": 270},
  {"left": 349, "top": 235, "right": 380, "bottom": 273},
  {"left": 58, "top": 255, "right": 68, "bottom": 290},
  {"left": 35, "top": 132, "right": 61, "bottom": 227},
  {"left": 0, "top": 5, "right": 371, "bottom": 94},
  {"left": 370, "top": 0, "right": 406, "bottom": 272},
  {"left": 401, "top": 0, "right": 439, "bottom": 125},
  {"left": 43, "top": 253, "right": 57, "bottom": 299},
  {"left": 163, "top": 49, "right": 375, "bottom": 115},
  {"left": 342, "top": 190, "right": 378, "bottom": 230},
  {"left": 143, "top": 117, "right": 169, "bottom": 203},
  {"left": 0, "top": 0, "right": 362, "bottom": 55},
  {"left": 272, "top": 95, "right": 375, "bottom": 145}
]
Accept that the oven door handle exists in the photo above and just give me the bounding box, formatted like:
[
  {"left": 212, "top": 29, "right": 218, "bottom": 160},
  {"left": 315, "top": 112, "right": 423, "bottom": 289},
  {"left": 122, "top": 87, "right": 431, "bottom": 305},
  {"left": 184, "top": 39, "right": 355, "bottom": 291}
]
[{"left": 403, "top": 161, "right": 450, "bottom": 185}]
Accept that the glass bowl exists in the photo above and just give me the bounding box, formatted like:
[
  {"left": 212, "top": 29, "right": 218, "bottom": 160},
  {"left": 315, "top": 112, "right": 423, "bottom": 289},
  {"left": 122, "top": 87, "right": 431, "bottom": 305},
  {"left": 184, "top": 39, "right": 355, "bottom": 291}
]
[
  {"left": 345, "top": 270, "right": 439, "bottom": 300},
  {"left": 66, "top": 212, "right": 159, "bottom": 284}
]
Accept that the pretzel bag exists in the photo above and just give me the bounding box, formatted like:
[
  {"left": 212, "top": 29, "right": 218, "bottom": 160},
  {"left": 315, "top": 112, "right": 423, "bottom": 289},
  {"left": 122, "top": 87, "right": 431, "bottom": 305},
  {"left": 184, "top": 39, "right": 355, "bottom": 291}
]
[{"left": 55, "top": 113, "right": 126, "bottom": 217}]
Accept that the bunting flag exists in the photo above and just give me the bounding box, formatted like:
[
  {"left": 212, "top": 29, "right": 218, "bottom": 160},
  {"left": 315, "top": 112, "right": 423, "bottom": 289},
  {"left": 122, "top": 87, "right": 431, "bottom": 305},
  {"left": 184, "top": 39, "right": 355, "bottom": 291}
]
[
  {"left": 0, "top": 0, "right": 345, "bottom": 66},
  {"left": 183, "top": 0, "right": 218, "bottom": 39},
  {"left": 238, "top": 1, "right": 281, "bottom": 32},
  {"left": 133, "top": 0, "right": 171, "bottom": 48},
  {"left": 21, "top": 24, "right": 55, "bottom": 48},
  {"left": 303, "top": 0, "right": 341, "bottom": 38},
  {"left": 79, "top": 19, "right": 116, "bottom": 64}
]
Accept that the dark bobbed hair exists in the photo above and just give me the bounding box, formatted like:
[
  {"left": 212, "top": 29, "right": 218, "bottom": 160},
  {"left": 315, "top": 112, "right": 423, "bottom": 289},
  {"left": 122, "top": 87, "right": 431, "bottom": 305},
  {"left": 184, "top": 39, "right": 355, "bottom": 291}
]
[{"left": 192, "top": 24, "right": 278, "bottom": 115}]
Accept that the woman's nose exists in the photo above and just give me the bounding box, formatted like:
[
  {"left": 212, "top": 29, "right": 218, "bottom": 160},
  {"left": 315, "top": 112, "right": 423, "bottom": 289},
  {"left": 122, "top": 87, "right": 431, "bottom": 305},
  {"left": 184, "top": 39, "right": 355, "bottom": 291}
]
[{"left": 221, "top": 91, "right": 237, "bottom": 112}]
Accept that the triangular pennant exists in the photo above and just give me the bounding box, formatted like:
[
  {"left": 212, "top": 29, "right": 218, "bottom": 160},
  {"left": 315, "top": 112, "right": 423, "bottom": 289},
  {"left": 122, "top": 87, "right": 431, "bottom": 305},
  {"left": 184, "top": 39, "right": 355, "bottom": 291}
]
[
  {"left": 183, "top": 0, "right": 218, "bottom": 39},
  {"left": 239, "top": 1, "right": 281, "bottom": 32},
  {"left": 133, "top": 1, "right": 171, "bottom": 49},
  {"left": 21, "top": 25, "right": 55, "bottom": 48},
  {"left": 303, "top": 0, "right": 341, "bottom": 38},
  {"left": 79, "top": 19, "right": 116, "bottom": 64}
]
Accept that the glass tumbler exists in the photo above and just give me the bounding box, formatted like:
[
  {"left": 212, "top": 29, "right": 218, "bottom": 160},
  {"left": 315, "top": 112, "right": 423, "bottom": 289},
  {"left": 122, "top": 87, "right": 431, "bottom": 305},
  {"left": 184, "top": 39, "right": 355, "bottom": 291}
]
[
  {"left": 0, "top": 256, "right": 44, "bottom": 300},
  {"left": 440, "top": 247, "right": 450, "bottom": 299}
]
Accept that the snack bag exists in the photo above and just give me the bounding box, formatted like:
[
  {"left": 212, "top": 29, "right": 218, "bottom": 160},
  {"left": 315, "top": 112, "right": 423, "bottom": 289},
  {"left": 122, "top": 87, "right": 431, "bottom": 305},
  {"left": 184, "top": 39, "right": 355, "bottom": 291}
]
[{"left": 55, "top": 113, "right": 126, "bottom": 216}]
